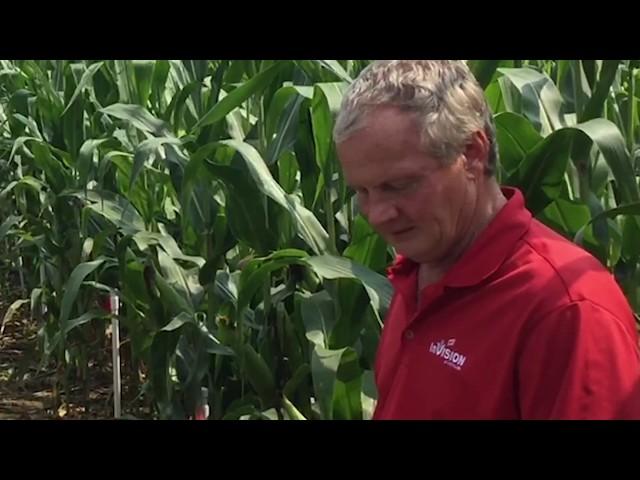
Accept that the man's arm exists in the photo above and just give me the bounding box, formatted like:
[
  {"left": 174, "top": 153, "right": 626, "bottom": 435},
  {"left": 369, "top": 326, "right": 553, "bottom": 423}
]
[{"left": 517, "top": 300, "right": 640, "bottom": 419}]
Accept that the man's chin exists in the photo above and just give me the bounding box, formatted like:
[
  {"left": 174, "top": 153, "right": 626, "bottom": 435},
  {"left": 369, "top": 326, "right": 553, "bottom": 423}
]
[
  {"left": 393, "top": 244, "right": 439, "bottom": 264},
  {"left": 393, "top": 246, "right": 423, "bottom": 263}
]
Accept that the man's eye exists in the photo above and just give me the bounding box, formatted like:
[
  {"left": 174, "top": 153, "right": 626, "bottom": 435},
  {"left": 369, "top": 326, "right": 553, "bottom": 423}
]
[{"left": 385, "top": 180, "right": 415, "bottom": 192}]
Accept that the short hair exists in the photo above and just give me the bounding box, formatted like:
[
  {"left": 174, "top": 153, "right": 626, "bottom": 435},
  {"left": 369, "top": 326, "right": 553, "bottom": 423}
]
[{"left": 334, "top": 60, "right": 498, "bottom": 176}]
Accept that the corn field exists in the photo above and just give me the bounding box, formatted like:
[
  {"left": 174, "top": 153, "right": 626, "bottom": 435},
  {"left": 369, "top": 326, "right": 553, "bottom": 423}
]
[{"left": 0, "top": 60, "right": 639, "bottom": 419}]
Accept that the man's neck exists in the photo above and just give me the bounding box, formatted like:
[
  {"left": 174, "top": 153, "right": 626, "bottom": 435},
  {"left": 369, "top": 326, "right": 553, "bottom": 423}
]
[{"left": 418, "top": 182, "right": 507, "bottom": 293}]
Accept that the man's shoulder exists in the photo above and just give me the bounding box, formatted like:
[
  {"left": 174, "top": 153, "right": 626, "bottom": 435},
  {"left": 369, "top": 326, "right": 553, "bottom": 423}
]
[
  {"left": 501, "top": 218, "right": 629, "bottom": 315},
  {"left": 524, "top": 218, "right": 609, "bottom": 275}
]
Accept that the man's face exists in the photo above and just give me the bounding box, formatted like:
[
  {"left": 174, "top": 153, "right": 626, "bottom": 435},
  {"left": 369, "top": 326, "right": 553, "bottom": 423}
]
[{"left": 337, "top": 106, "right": 479, "bottom": 264}]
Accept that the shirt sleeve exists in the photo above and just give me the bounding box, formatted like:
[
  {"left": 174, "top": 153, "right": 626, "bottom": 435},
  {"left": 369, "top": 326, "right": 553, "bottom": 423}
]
[{"left": 517, "top": 300, "right": 640, "bottom": 419}]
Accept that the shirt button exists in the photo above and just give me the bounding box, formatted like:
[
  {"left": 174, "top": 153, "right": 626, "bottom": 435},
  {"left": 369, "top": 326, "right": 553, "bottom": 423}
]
[{"left": 404, "top": 330, "right": 415, "bottom": 340}]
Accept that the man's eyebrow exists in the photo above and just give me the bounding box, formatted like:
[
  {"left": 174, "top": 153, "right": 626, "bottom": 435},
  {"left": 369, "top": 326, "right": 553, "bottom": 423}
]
[
  {"left": 349, "top": 175, "right": 418, "bottom": 189},
  {"left": 386, "top": 175, "right": 418, "bottom": 182},
  {"left": 380, "top": 175, "right": 420, "bottom": 186}
]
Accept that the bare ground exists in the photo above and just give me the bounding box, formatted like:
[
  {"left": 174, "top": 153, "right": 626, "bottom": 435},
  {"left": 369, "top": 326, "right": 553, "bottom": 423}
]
[{"left": 0, "top": 283, "right": 153, "bottom": 420}]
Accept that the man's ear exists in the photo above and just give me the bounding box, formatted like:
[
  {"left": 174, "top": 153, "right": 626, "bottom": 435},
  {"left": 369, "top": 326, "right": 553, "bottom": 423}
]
[{"left": 462, "top": 130, "right": 490, "bottom": 177}]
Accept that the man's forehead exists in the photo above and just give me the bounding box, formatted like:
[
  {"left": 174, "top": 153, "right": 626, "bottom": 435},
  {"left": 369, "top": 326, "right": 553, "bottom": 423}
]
[
  {"left": 341, "top": 158, "right": 425, "bottom": 188},
  {"left": 360, "top": 106, "right": 421, "bottom": 139}
]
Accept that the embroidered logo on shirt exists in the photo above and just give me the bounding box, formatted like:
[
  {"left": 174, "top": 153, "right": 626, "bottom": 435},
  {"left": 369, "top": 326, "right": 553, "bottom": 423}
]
[{"left": 428, "top": 338, "right": 467, "bottom": 371}]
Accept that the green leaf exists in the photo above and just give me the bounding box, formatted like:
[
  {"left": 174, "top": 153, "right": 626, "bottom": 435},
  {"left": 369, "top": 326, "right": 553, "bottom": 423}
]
[
  {"left": 498, "top": 67, "right": 566, "bottom": 134},
  {"left": 622, "top": 216, "right": 640, "bottom": 261},
  {"left": 278, "top": 151, "right": 299, "bottom": 194},
  {"left": 237, "top": 249, "right": 308, "bottom": 314},
  {"left": 167, "top": 61, "right": 199, "bottom": 120},
  {"left": 29, "top": 141, "right": 69, "bottom": 194},
  {"left": 160, "top": 312, "right": 194, "bottom": 331},
  {"left": 304, "top": 254, "right": 392, "bottom": 321},
  {"left": 150, "top": 330, "right": 180, "bottom": 416},
  {"left": 334, "top": 218, "right": 389, "bottom": 348},
  {"left": 150, "top": 60, "right": 171, "bottom": 111},
  {"left": 298, "top": 290, "right": 337, "bottom": 348},
  {"left": 572, "top": 118, "right": 639, "bottom": 203},
  {"left": 7, "top": 90, "right": 34, "bottom": 137},
  {"left": 343, "top": 215, "right": 388, "bottom": 273},
  {"left": 574, "top": 202, "right": 640, "bottom": 244},
  {"left": 59, "top": 258, "right": 108, "bottom": 329},
  {"left": 315, "top": 61, "right": 353, "bottom": 83},
  {"left": 113, "top": 60, "right": 134, "bottom": 104},
  {"left": 581, "top": 60, "right": 598, "bottom": 91},
  {"left": 62, "top": 70, "right": 86, "bottom": 158},
  {"left": 63, "top": 310, "right": 108, "bottom": 337},
  {"left": 310, "top": 85, "right": 334, "bottom": 207},
  {"left": 266, "top": 93, "right": 305, "bottom": 165},
  {"left": 584, "top": 190, "right": 610, "bottom": 248},
  {"left": 12, "top": 113, "right": 43, "bottom": 140},
  {"left": 266, "top": 86, "right": 306, "bottom": 142},
  {"left": 508, "top": 118, "right": 638, "bottom": 213},
  {"left": 193, "top": 62, "right": 284, "bottom": 130},
  {"left": 314, "top": 82, "right": 347, "bottom": 114},
  {"left": 282, "top": 395, "right": 307, "bottom": 420},
  {"left": 214, "top": 270, "right": 238, "bottom": 305},
  {"left": 204, "top": 162, "right": 276, "bottom": 253},
  {"left": 132, "top": 230, "right": 205, "bottom": 267},
  {"left": 67, "top": 190, "right": 146, "bottom": 234},
  {"left": 591, "top": 153, "right": 611, "bottom": 195},
  {"left": 0, "top": 181, "right": 18, "bottom": 202},
  {"left": 219, "top": 140, "right": 289, "bottom": 205},
  {"left": 0, "top": 214, "right": 21, "bottom": 240},
  {"left": 9, "top": 136, "right": 37, "bottom": 163},
  {"left": 170, "top": 81, "right": 201, "bottom": 131},
  {"left": 100, "top": 103, "right": 171, "bottom": 136},
  {"left": 333, "top": 375, "right": 363, "bottom": 420},
  {"left": 197, "top": 323, "right": 234, "bottom": 356},
  {"left": 283, "top": 363, "right": 311, "bottom": 399},
  {"left": 222, "top": 404, "right": 261, "bottom": 420},
  {"left": 77, "top": 138, "right": 111, "bottom": 188},
  {"left": 17, "top": 176, "right": 46, "bottom": 196},
  {"left": 561, "top": 61, "right": 591, "bottom": 118},
  {"left": 581, "top": 202, "right": 640, "bottom": 222},
  {"left": 156, "top": 249, "right": 202, "bottom": 312},
  {"left": 494, "top": 111, "right": 543, "bottom": 175},
  {"left": 485, "top": 79, "right": 505, "bottom": 114},
  {"left": 541, "top": 197, "right": 592, "bottom": 237},
  {"left": 62, "top": 62, "right": 103, "bottom": 115},
  {"left": 154, "top": 270, "right": 194, "bottom": 318},
  {"left": 507, "top": 128, "right": 573, "bottom": 213},
  {"left": 329, "top": 279, "right": 372, "bottom": 349},
  {"left": 581, "top": 60, "right": 620, "bottom": 122},
  {"left": 361, "top": 369, "right": 378, "bottom": 420},
  {"left": 310, "top": 344, "right": 350, "bottom": 420},
  {"left": 218, "top": 139, "right": 329, "bottom": 254},
  {"left": 132, "top": 60, "right": 155, "bottom": 107},
  {"left": 0, "top": 299, "right": 29, "bottom": 337},
  {"left": 130, "top": 136, "right": 183, "bottom": 191},
  {"left": 181, "top": 141, "right": 219, "bottom": 204},
  {"left": 467, "top": 60, "right": 501, "bottom": 90},
  {"left": 238, "top": 343, "right": 277, "bottom": 407}
]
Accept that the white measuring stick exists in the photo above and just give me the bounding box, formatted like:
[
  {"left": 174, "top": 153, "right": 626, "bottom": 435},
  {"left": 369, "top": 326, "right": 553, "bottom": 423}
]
[{"left": 110, "top": 293, "right": 121, "bottom": 419}]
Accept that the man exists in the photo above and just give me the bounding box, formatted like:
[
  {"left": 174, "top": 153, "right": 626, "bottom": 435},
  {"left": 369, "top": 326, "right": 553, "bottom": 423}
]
[{"left": 333, "top": 60, "right": 640, "bottom": 419}]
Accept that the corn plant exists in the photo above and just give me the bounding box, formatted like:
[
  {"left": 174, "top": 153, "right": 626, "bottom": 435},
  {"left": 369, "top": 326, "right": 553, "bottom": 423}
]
[
  {"left": 0, "top": 60, "right": 386, "bottom": 419},
  {"left": 468, "top": 60, "right": 640, "bottom": 314},
  {"left": 0, "top": 59, "right": 638, "bottom": 419}
]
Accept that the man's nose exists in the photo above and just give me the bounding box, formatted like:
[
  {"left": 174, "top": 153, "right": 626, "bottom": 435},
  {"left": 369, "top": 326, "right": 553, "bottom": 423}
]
[{"left": 365, "top": 198, "right": 399, "bottom": 227}]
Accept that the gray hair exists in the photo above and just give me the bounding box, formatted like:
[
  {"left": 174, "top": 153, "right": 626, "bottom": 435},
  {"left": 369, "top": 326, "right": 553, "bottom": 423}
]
[{"left": 333, "top": 60, "right": 498, "bottom": 176}]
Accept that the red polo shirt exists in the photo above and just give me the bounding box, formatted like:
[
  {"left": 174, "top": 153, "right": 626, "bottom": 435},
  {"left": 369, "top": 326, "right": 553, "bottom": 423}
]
[{"left": 373, "top": 187, "right": 640, "bottom": 419}]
